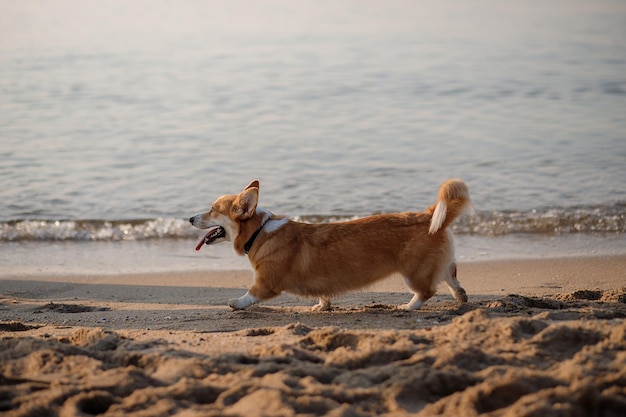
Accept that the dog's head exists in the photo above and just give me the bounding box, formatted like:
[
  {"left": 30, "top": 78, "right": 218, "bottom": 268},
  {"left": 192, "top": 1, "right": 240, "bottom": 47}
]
[{"left": 189, "top": 180, "right": 259, "bottom": 249}]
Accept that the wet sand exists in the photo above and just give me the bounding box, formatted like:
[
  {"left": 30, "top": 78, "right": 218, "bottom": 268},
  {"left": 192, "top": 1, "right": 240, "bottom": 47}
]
[{"left": 1, "top": 256, "right": 625, "bottom": 416}]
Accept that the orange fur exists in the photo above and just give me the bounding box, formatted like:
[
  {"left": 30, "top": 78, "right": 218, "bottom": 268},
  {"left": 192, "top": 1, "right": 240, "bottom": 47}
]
[{"left": 190, "top": 179, "right": 472, "bottom": 311}]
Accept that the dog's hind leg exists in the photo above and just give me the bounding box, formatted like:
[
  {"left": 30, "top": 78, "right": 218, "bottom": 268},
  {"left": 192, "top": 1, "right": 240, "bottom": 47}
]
[
  {"left": 399, "top": 261, "right": 443, "bottom": 310},
  {"left": 312, "top": 297, "right": 331, "bottom": 311},
  {"left": 399, "top": 292, "right": 430, "bottom": 310},
  {"left": 400, "top": 275, "right": 436, "bottom": 311},
  {"left": 443, "top": 262, "right": 468, "bottom": 304}
]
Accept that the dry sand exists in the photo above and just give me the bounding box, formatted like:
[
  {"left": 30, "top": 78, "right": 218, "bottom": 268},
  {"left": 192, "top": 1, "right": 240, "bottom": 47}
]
[{"left": 1, "top": 256, "right": 625, "bottom": 416}]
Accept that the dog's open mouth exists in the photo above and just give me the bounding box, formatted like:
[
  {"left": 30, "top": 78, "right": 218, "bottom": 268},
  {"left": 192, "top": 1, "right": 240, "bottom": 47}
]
[{"left": 195, "top": 226, "right": 226, "bottom": 251}]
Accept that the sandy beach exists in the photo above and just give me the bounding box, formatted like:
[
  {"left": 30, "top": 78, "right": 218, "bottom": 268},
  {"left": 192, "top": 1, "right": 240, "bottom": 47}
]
[
  {"left": 3, "top": 1, "right": 626, "bottom": 416},
  {"left": 1, "top": 255, "right": 625, "bottom": 416}
]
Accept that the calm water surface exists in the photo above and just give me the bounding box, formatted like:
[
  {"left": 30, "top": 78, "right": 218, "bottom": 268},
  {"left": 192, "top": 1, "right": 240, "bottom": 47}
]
[{"left": 1, "top": 0, "right": 624, "bottom": 249}]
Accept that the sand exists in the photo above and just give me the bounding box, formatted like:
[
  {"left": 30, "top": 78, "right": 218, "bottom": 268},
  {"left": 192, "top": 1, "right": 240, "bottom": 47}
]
[{"left": 1, "top": 255, "right": 625, "bottom": 416}]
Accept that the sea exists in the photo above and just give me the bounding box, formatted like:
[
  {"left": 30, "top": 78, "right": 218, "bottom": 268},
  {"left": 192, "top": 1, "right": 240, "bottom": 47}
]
[{"left": 1, "top": 0, "right": 625, "bottom": 276}]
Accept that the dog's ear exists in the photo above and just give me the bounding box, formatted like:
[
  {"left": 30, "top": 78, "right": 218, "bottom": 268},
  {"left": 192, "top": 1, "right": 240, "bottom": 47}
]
[
  {"left": 232, "top": 186, "right": 258, "bottom": 220},
  {"left": 243, "top": 180, "right": 260, "bottom": 191}
]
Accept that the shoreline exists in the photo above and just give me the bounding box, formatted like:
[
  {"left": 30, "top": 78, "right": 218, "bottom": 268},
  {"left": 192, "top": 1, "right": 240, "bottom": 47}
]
[
  {"left": 1, "top": 254, "right": 624, "bottom": 332},
  {"left": 3, "top": 253, "right": 624, "bottom": 292},
  {"left": 2, "top": 233, "right": 625, "bottom": 278}
]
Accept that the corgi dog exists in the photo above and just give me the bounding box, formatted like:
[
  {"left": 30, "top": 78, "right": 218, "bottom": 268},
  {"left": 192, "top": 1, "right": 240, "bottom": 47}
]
[{"left": 189, "top": 179, "right": 472, "bottom": 311}]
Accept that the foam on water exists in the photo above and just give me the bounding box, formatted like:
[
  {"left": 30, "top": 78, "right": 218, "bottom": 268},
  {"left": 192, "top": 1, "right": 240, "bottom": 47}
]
[{"left": 1, "top": 203, "right": 624, "bottom": 242}]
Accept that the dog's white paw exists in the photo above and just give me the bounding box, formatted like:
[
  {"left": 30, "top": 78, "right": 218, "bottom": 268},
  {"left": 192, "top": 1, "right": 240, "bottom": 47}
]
[
  {"left": 228, "top": 291, "right": 259, "bottom": 310},
  {"left": 398, "top": 303, "right": 422, "bottom": 311},
  {"left": 398, "top": 295, "right": 424, "bottom": 310},
  {"left": 228, "top": 298, "right": 244, "bottom": 310},
  {"left": 311, "top": 297, "right": 331, "bottom": 311}
]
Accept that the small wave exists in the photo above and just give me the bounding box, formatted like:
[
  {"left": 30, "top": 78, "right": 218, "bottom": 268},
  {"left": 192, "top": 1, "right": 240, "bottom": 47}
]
[
  {"left": 0, "top": 218, "right": 197, "bottom": 242},
  {"left": 0, "top": 204, "right": 623, "bottom": 242},
  {"left": 295, "top": 204, "right": 626, "bottom": 236},
  {"left": 455, "top": 205, "right": 625, "bottom": 236}
]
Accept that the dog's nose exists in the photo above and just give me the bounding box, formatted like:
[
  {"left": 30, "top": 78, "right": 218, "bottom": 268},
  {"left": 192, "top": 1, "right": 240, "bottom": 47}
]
[{"left": 189, "top": 216, "right": 195, "bottom": 224}]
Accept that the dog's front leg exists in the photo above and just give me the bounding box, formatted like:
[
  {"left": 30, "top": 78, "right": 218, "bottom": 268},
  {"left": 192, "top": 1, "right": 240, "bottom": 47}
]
[
  {"left": 228, "top": 291, "right": 259, "bottom": 310},
  {"left": 228, "top": 281, "right": 279, "bottom": 310}
]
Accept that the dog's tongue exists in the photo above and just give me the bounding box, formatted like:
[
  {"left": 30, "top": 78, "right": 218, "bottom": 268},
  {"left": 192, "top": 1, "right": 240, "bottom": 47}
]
[
  {"left": 195, "top": 235, "right": 207, "bottom": 251},
  {"left": 195, "top": 227, "right": 225, "bottom": 251}
]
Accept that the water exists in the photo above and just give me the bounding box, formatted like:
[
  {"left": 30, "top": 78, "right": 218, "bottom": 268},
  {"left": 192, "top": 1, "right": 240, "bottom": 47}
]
[{"left": 1, "top": 0, "right": 625, "bottom": 272}]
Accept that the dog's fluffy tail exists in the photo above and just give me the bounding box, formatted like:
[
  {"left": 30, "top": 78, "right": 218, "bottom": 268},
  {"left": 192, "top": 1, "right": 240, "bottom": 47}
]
[{"left": 428, "top": 179, "right": 473, "bottom": 234}]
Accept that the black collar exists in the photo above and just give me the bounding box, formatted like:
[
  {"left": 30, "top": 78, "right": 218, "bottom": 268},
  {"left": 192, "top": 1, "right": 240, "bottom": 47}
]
[{"left": 244, "top": 217, "right": 271, "bottom": 254}]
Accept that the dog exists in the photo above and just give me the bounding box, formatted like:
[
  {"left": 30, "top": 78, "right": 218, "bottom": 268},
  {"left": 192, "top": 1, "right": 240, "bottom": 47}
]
[{"left": 189, "top": 179, "right": 472, "bottom": 311}]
